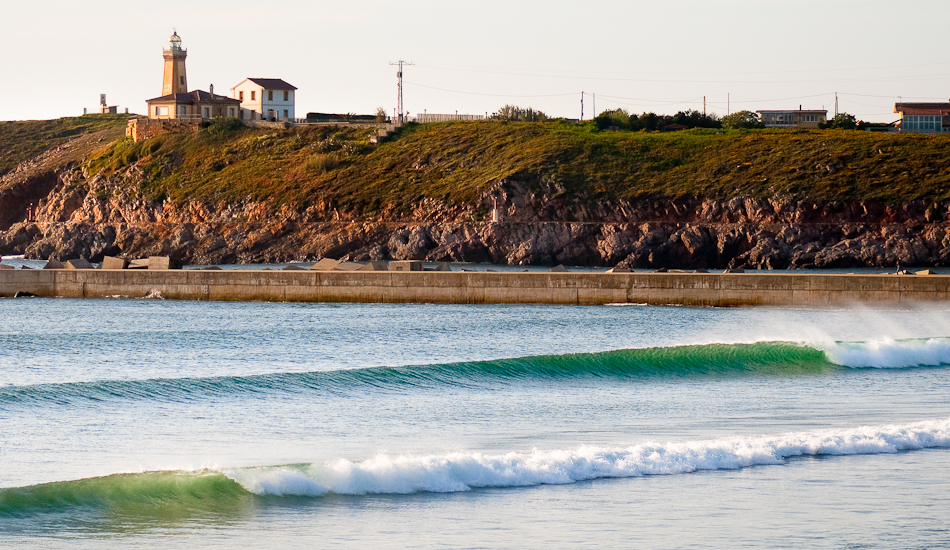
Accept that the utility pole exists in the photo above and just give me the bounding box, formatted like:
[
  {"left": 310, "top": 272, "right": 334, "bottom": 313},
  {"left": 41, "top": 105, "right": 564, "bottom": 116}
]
[
  {"left": 703, "top": 96, "right": 706, "bottom": 117},
  {"left": 593, "top": 93, "right": 596, "bottom": 118},
  {"left": 728, "top": 93, "right": 730, "bottom": 116},
  {"left": 581, "top": 91, "right": 584, "bottom": 121},
  {"left": 834, "top": 92, "right": 839, "bottom": 117},
  {"left": 390, "top": 60, "right": 413, "bottom": 124}
]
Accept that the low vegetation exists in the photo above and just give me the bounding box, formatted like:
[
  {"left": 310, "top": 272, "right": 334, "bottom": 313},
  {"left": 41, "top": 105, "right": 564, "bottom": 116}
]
[
  {"left": 23, "top": 115, "right": 950, "bottom": 213},
  {"left": 0, "top": 114, "right": 130, "bottom": 177}
]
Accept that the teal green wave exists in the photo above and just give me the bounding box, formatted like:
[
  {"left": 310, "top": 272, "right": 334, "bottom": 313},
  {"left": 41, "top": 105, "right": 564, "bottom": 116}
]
[{"left": 0, "top": 342, "right": 840, "bottom": 407}]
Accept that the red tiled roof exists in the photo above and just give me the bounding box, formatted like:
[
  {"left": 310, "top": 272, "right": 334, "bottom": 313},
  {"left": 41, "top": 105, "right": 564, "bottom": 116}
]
[
  {"left": 147, "top": 90, "right": 240, "bottom": 104},
  {"left": 895, "top": 103, "right": 950, "bottom": 115}
]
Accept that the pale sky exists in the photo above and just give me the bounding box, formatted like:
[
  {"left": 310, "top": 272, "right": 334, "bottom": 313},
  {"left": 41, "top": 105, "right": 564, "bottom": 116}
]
[{"left": 3, "top": 0, "right": 949, "bottom": 123}]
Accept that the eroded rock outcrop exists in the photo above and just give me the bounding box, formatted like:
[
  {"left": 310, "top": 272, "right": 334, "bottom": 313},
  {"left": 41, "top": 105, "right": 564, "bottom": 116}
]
[{"left": 3, "top": 162, "right": 950, "bottom": 269}]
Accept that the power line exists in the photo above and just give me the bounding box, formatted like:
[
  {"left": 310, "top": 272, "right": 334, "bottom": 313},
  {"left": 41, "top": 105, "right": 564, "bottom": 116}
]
[
  {"left": 415, "top": 59, "right": 950, "bottom": 78},
  {"left": 404, "top": 81, "right": 577, "bottom": 98}
]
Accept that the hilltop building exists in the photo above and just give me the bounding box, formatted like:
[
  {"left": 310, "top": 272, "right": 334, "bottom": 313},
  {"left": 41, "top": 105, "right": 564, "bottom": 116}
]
[
  {"left": 894, "top": 102, "right": 950, "bottom": 133},
  {"left": 756, "top": 109, "right": 827, "bottom": 129},
  {"left": 145, "top": 32, "right": 239, "bottom": 120},
  {"left": 232, "top": 78, "right": 297, "bottom": 121}
]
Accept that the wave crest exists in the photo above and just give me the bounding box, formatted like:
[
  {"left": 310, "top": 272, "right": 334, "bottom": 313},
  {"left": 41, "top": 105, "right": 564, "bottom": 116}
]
[
  {"left": 3, "top": 418, "right": 948, "bottom": 516},
  {"left": 2, "top": 339, "right": 950, "bottom": 408}
]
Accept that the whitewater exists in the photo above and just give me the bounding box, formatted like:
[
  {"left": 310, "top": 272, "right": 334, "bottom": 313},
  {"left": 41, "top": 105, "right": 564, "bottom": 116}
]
[{"left": 2, "top": 298, "right": 950, "bottom": 548}]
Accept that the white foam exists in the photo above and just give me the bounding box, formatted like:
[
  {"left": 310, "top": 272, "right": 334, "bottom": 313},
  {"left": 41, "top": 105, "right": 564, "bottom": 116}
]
[
  {"left": 225, "top": 418, "right": 950, "bottom": 497},
  {"left": 823, "top": 337, "right": 950, "bottom": 368}
]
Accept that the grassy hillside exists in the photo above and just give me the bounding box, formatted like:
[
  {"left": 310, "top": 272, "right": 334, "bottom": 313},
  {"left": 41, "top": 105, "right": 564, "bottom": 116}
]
[
  {"left": 80, "top": 119, "right": 950, "bottom": 212},
  {"left": 0, "top": 114, "right": 130, "bottom": 177}
]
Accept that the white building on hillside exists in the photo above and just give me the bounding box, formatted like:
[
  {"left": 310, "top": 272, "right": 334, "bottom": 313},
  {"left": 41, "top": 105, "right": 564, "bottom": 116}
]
[{"left": 231, "top": 78, "right": 297, "bottom": 121}]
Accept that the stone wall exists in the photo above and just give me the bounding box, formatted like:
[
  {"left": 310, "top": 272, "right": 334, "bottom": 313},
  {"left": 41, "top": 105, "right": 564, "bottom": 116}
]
[
  {"left": 126, "top": 118, "right": 201, "bottom": 143},
  {"left": 2, "top": 269, "right": 948, "bottom": 307}
]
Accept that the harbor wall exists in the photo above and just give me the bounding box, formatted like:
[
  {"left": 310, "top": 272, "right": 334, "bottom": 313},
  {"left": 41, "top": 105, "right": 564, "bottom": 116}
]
[{"left": 2, "top": 270, "right": 949, "bottom": 307}]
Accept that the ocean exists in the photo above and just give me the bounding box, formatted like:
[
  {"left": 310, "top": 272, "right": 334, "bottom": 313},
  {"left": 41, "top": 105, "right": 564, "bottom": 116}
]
[{"left": 1, "top": 296, "right": 949, "bottom": 548}]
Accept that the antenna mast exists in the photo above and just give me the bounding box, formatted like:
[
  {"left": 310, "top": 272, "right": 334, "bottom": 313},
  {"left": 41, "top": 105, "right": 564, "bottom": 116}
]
[{"left": 390, "top": 60, "right": 413, "bottom": 124}]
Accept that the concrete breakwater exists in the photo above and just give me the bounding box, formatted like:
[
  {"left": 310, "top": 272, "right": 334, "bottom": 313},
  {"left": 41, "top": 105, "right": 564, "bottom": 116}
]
[{"left": 2, "top": 269, "right": 949, "bottom": 307}]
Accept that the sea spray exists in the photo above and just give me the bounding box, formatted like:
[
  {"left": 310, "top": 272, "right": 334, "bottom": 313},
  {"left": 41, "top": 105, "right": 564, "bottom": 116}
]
[{"left": 822, "top": 337, "right": 950, "bottom": 368}]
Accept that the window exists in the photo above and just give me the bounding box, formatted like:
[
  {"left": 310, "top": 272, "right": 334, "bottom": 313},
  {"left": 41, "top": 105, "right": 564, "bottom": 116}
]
[
  {"left": 268, "top": 90, "right": 273, "bottom": 101},
  {"left": 180, "top": 105, "right": 187, "bottom": 115},
  {"left": 229, "top": 108, "right": 235, "bottom": 117},
  {"left": 284, "top": 109, "right": 288, "bottom": 119},
  {"left": 203, "top": 107, "right": 210, "bottom": 118},
  {"left": 179, "top": 76, "right": 184, "bottom": 85},
  {"left": 156, "top": 106, "right": 168, "bottom": 116},
  {"left": 251, "top": 91, "right": 256, "bottom": 101},
  {"left": 905, "top": 115, "right": 942, "bottom": 131},
  {"left": 283, "top": 91, "right": 289, "bottom": 101},
  {"left": 239, "top": 91, "right": 244, "bottom": 101}
]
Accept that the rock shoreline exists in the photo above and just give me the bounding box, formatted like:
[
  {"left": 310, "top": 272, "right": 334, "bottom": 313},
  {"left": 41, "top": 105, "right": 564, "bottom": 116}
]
[{"left": 2, "top": 165, "right": 950, "bottom": 270}]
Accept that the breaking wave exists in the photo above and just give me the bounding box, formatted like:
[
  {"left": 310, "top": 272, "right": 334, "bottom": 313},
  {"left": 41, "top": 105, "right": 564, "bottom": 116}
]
[
  {"left": 2, "top": 338, "right": 949, "bottom": 407},
  {"left": 3, "top": 417, "right": 948, "bottom": 516}
]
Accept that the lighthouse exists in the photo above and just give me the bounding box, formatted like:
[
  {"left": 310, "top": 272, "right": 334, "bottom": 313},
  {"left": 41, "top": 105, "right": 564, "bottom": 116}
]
[{"left": 161, "top": 31, "right": 188, "bottom": 96}]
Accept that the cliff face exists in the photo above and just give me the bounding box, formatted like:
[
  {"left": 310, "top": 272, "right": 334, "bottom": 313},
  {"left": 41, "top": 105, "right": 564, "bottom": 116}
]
[{"left": 2, "top": 161, "right": 949, "bottom": 269}]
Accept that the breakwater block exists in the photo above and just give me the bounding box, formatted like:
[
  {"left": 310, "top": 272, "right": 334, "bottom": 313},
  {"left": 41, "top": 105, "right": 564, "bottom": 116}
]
[
  {"left": 917, "top": 269, "right": 936, "bottom": 275},
  {"left": 359, "top": 261, "right": 389, "bottom": 271},
  {"left": 148, "top": 256, "right": 182, "bottom": 270},
  {"left": 102, "top": 256, "right": 130, "bottom": 270},
  {"left": 390, "top": 260, "right": 422, "bottom": 272},
  {"left": 311, "top": 258, "right": 342, "bottom": 271},
  {"left": 0, "top": 264, "right": 13, "bottom": 270},
  {"left": 283, "top": 265, "right": 306, "bottom": 271},
  {"left": 128, "top": 259, "right": 149, "bottom": 269},
  {"left": 333, "top": 261, "right": 364, "bottom": 271},
  {"left": 43, "top": 259, "right": 65, "bottom": 269},
  {"left": 606, "top": 267, "right": 630, "bottom": 273},
  {"left": 550, "top": 265, "right": 568, "bottom": 272},
  {"left": 65, "top": 259, "right": 94, "bottom": 270},
  {"left": 432, "top": 262, "right": 452, "bottom": 272}
]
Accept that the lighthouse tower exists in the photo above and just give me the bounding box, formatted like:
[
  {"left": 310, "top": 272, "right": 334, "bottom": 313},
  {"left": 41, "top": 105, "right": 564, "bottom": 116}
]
[{"left": 161, "top": 31, "right": 187, "bottom": 96}]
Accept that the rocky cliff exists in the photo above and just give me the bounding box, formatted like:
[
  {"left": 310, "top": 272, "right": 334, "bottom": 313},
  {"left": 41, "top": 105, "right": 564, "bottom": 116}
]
[
  {"left": 2, "top": 161, "right": 949, "bottom": 269},
  {"left": 2, "top": 119, "right": 950, "bottom": 269}
]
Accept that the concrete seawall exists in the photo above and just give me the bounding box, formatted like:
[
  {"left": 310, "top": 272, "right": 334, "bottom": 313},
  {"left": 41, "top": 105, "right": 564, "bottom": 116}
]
[{"left": 2, "top": 269, "right": 949, "bottom": 307}]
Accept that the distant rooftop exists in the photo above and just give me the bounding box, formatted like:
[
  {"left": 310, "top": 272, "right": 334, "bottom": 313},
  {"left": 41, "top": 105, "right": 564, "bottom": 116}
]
[
  {"left": 233, "top": 78, "right": 297, "bottom": 90},
  {"left": 895, "top": 102, "right": 950, "bottom": 115}
]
